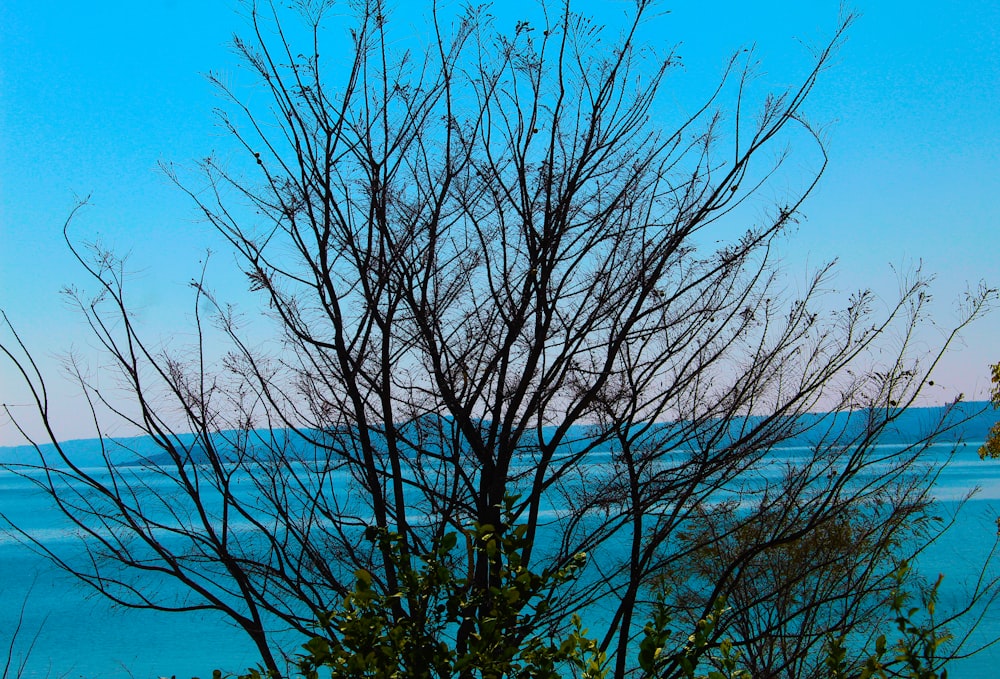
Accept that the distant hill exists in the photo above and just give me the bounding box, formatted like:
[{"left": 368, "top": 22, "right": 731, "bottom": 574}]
[
  {"left": 778, "top": 402, "right": 997, "bottom": 447},
  {"left": 0, "top": 431, "right": 204, "bottom": 468},
  {"left": 1, "top": 402, "right": 995, "bottom": 468}
]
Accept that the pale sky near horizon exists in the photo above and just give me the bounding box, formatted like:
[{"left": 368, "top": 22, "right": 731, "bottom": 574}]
[{"left": 1, "top": 1, "right": 998, "bottom": 447}]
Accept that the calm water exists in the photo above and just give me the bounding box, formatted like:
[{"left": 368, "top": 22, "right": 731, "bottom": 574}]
[{"left": 2, "top": 441, "right": 1000, "bottom": 678}]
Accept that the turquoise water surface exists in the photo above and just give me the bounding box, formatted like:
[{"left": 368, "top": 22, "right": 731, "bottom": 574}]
[{"left": 2, "top": 434, "right": 1000, "bottom": 678}]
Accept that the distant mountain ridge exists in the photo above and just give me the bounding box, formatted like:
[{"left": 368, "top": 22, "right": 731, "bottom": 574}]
[{"left": 1, "top": 402, "right": 995, "bottom": 468}]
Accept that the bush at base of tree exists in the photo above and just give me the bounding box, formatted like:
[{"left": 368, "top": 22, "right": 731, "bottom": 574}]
[
  {"left": 202, "top": 523, "right": 956, "bottom": 679},
  {"left": 979, "top": 363, "right": 1000, "bottom": 460}
]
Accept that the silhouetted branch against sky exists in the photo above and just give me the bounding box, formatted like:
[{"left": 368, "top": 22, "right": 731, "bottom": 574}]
[
  {"left": 1, "top": 0, "right": 997, "bottom": 446},
  {"left": 0, "top": 3, "right": 998, "bottom": 677}
]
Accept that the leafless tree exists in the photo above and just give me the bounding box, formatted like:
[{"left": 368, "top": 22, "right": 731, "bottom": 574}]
[
  {"left": 2, "top": 1, "right": 996, "bottom": 677},
  {"left": 2, "top": 584, "right": 47, "bottom": 679}
]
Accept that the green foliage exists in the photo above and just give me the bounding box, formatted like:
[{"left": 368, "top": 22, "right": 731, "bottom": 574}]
[
  {"left": 274, "top": 497, "right": 768, "bottom": 679},
  {"left": 295, "top": 516, "right": 605, "bottom": 679},
  {"left": 634, "top": 594, "right": 754, "bottom": 679},
  {"left": 193, "top": 668, "right": 276, "bottom": 679},
  {"left": 979, "top": 362, "right": 1000, "bottom": 459},
  {"left": 824, "top": 563, "right": 952, "bottom": 679},
  {"left": 661, "top": 497, "right": 924, "bottom": 679},
  {"left": 202, "top": 554, "right": 958, "bottom": 679}
]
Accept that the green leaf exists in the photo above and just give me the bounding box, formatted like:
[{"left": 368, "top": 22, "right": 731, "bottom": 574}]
[{"left": 440, "top": 531, "right": 458, "bottom": 553}]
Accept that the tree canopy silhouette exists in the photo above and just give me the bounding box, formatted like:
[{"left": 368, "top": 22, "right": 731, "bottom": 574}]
[{"left": 2, "top": 1, "right": 996, "bottom": 677}]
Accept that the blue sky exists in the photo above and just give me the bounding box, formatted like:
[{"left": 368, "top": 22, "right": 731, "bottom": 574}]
[{"left": 1, "top": 0, "right": 997, "bottom": 446}]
